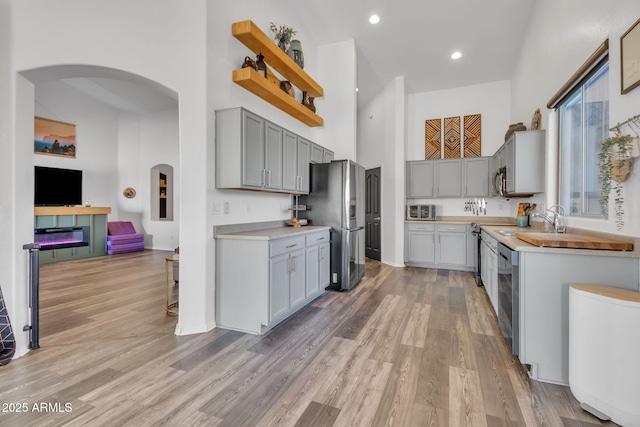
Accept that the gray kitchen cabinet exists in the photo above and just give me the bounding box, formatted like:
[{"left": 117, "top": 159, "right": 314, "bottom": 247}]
[
  {"left": 480, "top": 230, "right": 499, "bottom": 314},
  {"left": 216, "top": 227, "right": 329, "bottom": 335},
  {"left": 406, "top": 161, "right": 434, "bottom": 198},
  {"left": 405, "top": 222, "right": 436, "bottom": 264},
  {"left": 405, "top": 222, "right": 474, "bottom": 271},
  {"left": 503, "top": 130, "right": 545, "bottom": 196},
  {"left": 323, "top": 149, "right": 334, "bottom": 163},
  {"left": 283, "top": 132, "right": 310, "bottom": 194},
  {"left": 463, "top": 157, "right": 490, "bottom": 197},
  {"left": 305, "top": 230, "right": 330, "bottom": 298},
  {"left": 264, "top": 121, "right": 283, "bottom": 190},
  {"left": 310, "top": 143, "right": 324, "bottom": 164},
  {"left": 435, "top": 159, "right": 462, "bottom": 197},
  {"left": 436, "top": 223, "right": 466, "bottom": 266},
  {"left": 518, "top": 250, "right": 639, "bottom": 385},
  {"left": 216, "top": 107, "right": 329, "bottom": 195}
]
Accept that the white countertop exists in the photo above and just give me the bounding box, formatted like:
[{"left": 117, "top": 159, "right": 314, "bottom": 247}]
[{"left": 215, "top": 225, "right": 331, "bottom": 241}]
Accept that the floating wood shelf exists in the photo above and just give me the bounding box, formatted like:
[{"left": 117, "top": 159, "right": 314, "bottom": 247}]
[
  {"left": 232, "top": 20, "right": 323, "bottom": 98},
  {"left": 231, "top": 20, "right": 325, "bottom": 127},
  {"left": 34, "top": 206, "right": 112, "bottom": 216},
  {"left": 232, "top": 68, "right": 324, "bottom": 127}
]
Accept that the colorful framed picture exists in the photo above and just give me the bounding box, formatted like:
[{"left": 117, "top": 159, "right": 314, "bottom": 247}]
[
  {"left": 621, "top": 17, "right": 640, "bottom": 94},
  {"left": 34, "top": 117, "right": 76, "bottom": 158}
]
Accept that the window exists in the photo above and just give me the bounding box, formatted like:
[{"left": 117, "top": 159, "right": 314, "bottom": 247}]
[{"left": 559, "top": 62, "right": 609, "bottom": 216}]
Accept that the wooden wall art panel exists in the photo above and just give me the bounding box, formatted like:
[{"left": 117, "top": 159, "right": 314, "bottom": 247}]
[
  {"left": 463, "top": 114, "right": 482, "bottom": 157},
  {"left": 443, "top": 116, "right": 461, "bottom": 158},
  {"left": 425, "top": 119, "right": 441, "bottom": 160}
]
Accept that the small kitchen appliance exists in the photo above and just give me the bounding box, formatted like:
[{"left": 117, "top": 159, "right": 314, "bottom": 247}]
[{"left": 406, "top": 204, "right": 436, "bottom": 220}]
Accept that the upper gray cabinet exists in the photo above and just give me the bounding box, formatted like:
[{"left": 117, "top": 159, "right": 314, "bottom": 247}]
[
  {"left": 503, "top": 130, "right": 545, "bottom": 196},
  {"left": 435, "top": 159, "right": 461, "bottom": 197},
  {"left": 310, "top": 143, "right": 334, "bottom": 164},
  {"left": 407, "top": 157, "right": 490, "bottom": 199},
  {"left": 406, "top": 160, "right": 434, "bottom": 198},
  {"left": 463, "top": 157, "right": 489, "bottom": 197},
  {"left": 216, "top": 107, "right": 332, "bottom": 195}
]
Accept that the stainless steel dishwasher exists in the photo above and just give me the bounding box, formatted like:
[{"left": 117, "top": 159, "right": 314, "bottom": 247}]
[{"left": 497, "top": 242, "right": 519, "bottom": 356}]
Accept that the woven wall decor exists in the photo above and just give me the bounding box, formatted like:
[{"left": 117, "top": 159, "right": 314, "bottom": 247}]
[
  {"left": 424, "top": 119, "right": 441, "bottom": 160},
  {"left": 463, "top": 114, "right": 482, "bottom": 157},
  {"left": 443, "top": 116, "right": 461, "bottom": 158}
]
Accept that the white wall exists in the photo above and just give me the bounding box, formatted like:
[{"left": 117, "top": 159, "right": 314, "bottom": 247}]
[
  {"left": 511, "top": 0, "right": 640, "bottom": 236},
  {"left": 34, "top": 81, "right": 120, "bottom": 211},
  {"left": 9, "top": 0, "right": 210, "bottom": 340},
  {"left": 357, "top": 77, "right": 406, "bottom": 267}
]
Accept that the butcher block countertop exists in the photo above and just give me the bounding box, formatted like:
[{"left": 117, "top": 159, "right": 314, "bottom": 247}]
[{"left": 515, "top": 232, "right": 634, "bottom": 251}]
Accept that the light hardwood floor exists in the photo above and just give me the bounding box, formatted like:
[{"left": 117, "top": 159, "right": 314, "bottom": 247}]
[{"left": 0, "top": 250, "right": 619, "bottom": 426}]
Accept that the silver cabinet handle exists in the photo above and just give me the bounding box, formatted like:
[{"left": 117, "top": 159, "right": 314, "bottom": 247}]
[
  {"left": 286, "top": 244, "right": 297, "bottom": 248},
  {"left": 292, "top": 256, "right": 296, "bottom": 271},
  {"left": 317, "top": 237, "right": 325, "bottom": 241},
  {"left": 374, "top": 217, "right": 381, "bottom": 221}
]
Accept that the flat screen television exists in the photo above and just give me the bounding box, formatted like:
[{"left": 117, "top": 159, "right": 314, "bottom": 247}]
[{"left": 34, "top": 166, "right": 83, "bottom": 206}]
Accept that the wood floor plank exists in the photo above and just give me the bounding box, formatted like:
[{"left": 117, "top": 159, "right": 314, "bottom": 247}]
[
  {"left": 450, "top": 314, "right": 478, "bottom": 371},
  {"left": 292, "top": 401, "right": 340, "bottom": 427},
  {"left": 401, "top": 302, "right": 431, "bottom": 348},
  {"left": 415, "top": 328, "right": 451, "bottom": 414},
  {"left": 449, "top": 366, "right": 488, "bottom": 427}
]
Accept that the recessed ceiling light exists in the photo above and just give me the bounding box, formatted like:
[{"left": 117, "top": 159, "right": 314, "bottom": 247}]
[
  {"left": 369, "top": 14, "right": 380, "bottom": 24},
  {"left": 451, "top": 51, "right": 462, "bottom": 60}
]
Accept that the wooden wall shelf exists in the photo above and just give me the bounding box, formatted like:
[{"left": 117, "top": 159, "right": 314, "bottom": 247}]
[
  {"left": 232, "top": 68, "right": 324, "bottom": 127},
  {"left": 231, "top": 20, "right": 324, "bottom": 127}
]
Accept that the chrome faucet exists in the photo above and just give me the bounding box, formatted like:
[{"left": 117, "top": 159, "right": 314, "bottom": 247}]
[{"left": 532, "top": 205, "right": 565, "bottom": 233}]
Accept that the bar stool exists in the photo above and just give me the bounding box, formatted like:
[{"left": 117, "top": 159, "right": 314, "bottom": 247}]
[{"left": 165, "top": 254, "right": 179, "bottom": 315}]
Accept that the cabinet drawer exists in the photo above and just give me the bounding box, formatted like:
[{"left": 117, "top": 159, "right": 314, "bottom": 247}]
[
  {"left": 407, "top": 222, "right": 435, "bottom": 232},
  {"left": 270, "top": 236, "right": 306, "bottom": 257},
  {"left": 305, "top": 230, "right": 330, "bottom": 246},
  {"left": 436, "top": 223, "right": 467, "bottom": 233}
]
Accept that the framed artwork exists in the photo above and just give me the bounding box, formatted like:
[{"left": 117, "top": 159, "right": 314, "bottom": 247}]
[
  {"left": 425, "top": 118, "right": 441, "bottom": 159},
  {"left": 621, "top": 17, "right": 640, "bottom": 94},
  {"left": 34, "top": 117, "right": 76, "bottom": 158},
  {"left": 463, "top": 114, "right": 481, "bottom": 157},
  {"left": 443, "top": 116, "right": 461, "bottom": 158}
]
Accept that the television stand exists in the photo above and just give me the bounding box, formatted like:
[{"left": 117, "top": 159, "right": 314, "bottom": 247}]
[{"left": 34, "top": 207, "right": 111, "bottom": 264}]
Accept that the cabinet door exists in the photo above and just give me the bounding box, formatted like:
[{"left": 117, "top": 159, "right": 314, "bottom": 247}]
[
  {"left": 406, "top": 231, "right": 436, "bottom": 263},
  {"left": 435, "top": 159, "right": 462, "bottom": 197},
  {"left": 306, "top": 245, "right": 319, "bottom": 298},
  {"left": 323, "top": 150, "right": 334, "bottom": 163},
  {"left": 438, "top": 232, "right": 467, "bottom": 265},
  {"left": 241, "top": 110, "right": 265, "bottom": 188},
  {"left": 504, "top": 135, "right": 515, "bottom": 193},
  {"left": 282, "top": 130, "right": 298, "bottom": 191},
  {"left": 264, "top": 122, "right": 283, "bottom": 190},
  {"left": 289, "top": 250, "right": 306, "bottom": 308},
  {"left": 463, "top": 157, "right": 489, "bottom": 197},
  {"left": 269, "top": 254, "right": 290, "bottom": 322},
  {"left": 319, "top": 242, "right": 330, "bottom": 289},
  {"left": 310, "top": 144, "right": 324, "bottom": 164},
  {"left": 406, "top": 161, "right": 434, "bottom": 198},
  {"left": 297, "top": 137, "right": 311, "bottom": 193}
]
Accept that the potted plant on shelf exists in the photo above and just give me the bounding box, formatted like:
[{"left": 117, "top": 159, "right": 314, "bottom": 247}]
[
  {"left": 597, "top": 133, "right": 635, "bottom": 230},
  {"left": 269, "top": 22, "right": 296, "bottom": 51}
]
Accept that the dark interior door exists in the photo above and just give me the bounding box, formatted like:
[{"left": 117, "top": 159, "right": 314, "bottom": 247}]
[{"left": 365, "top": 167, "right": 381, "bottom": 260}]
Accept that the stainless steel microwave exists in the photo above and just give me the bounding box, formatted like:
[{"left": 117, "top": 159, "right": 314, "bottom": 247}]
[{"left": 406, "top": 204, "right": 436, "bottom": 220}]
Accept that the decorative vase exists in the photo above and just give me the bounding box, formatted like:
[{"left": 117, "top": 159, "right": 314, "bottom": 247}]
[
  {"left": 241, "top": 56, "right": 257, "bottom": 71},
  {"left": 278, "top": 38, "right": 287, "bottom": 51},
  {"left": 301, "top": 91, "right": 315, "bottom": 112},
  {"left": 505, "top": 122, "right": 527, "bottom": 141},
  {"left": 280, "top": 81, "right": 295, "bottom": 97},
  {"left": 255, "top": 52, "right": 267, "bottom": 78},
  {"left": 287, "top": 39, "right": 304, "bottom": 69}
]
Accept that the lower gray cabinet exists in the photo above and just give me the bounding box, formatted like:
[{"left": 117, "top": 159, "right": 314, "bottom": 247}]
[
  {"left": 216, "top": 228, "right": 329, "bottom": 334},
  {"left": 405, "top": 222, "right": 473, "bottom": 271}
]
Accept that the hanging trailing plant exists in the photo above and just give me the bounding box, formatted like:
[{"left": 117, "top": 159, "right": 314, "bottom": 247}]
[{"left": 597, "top": 133, "right": 634, "bottom": 230}]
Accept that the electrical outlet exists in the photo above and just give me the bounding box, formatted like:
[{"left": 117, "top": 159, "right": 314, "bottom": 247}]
[{"left": 223, "top": 202, "right": 230, "bottom": 214}]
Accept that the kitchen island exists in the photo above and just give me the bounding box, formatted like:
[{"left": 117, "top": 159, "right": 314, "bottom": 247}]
[
  {"left": 215, "top": 223, "right": 331, "bottom": 334},
  {"left": 482, "top": 224, "right": 640, "bottom": 385}
]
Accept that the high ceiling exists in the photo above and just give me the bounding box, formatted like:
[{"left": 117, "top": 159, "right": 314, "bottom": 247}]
[
  {"left": 29, "top": 1, "right": 535, "bottom": 114},
  {"left": 287, "top": 0, "right": 535, "bottom": 106}
]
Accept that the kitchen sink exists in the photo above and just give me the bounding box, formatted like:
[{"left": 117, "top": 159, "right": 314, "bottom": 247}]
[{"left": 497, "top": 230, "right": 516, "bottom": 236}]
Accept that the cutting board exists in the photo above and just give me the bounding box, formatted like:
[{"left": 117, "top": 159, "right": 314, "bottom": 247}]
[{"left": 515, "top": 232, "right": 634, "bottom": 251}]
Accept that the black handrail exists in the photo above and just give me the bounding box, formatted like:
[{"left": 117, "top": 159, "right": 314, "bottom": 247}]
[{"left": 22, "top": 243, "right": 41, "bottom": 350}]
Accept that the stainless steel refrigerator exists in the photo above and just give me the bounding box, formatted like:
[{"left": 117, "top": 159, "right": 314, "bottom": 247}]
[{"left": 299, "top": 160, "right": 365, "bottom": 291}]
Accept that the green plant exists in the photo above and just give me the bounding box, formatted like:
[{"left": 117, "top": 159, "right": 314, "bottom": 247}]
[
  {"left": 597, "top": 133, "right": 634, "bottom": 230},
  {"left": 269, "top": 22, "right": 296, "bottom": 50}
]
